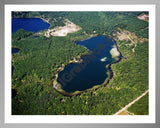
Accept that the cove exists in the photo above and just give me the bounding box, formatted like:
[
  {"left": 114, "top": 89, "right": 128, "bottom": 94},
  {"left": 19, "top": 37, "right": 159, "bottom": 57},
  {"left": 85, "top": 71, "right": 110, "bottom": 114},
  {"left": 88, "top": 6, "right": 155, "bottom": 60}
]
[{"left": 53, "top": 35, "right": 122, "bottom": 96}]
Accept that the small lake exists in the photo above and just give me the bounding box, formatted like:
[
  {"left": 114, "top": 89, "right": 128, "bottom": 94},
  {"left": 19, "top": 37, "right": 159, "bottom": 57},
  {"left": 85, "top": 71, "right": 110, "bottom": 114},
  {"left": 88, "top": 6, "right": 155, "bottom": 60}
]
[
  {"left": 12, "top": 47, "right": 20, "bottom": 54},
  {"left": 12, "top": 18, "right": 50, "bottom": 34},
  {"left": 56, "top": 35, "right": 121, "bottom": 94}
]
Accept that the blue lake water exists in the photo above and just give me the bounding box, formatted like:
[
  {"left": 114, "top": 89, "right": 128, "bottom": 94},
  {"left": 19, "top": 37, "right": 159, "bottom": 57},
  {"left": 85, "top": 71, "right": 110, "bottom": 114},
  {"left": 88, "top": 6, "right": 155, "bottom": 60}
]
[
  {"left": 12, "top": 18, "right": 50, "bottom": 34},
  {"left": 57, "top": 35, "right": 120, "bottom": 93},
  {"left": 32, "top": 36, "right": 40, "bottom": 38},
  {"left": 12, "top": 47, "right": 20, "bottom": 54},
  {"left": 12, "top": 47, "right": 19, "bottom": 77}
]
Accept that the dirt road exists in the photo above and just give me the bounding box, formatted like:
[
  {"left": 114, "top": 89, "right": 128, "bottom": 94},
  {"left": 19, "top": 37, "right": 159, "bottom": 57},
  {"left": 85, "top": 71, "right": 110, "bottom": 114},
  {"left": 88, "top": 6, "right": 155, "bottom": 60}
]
[{"left": 114, "top": 90, "right": 149, "bottom": 115}]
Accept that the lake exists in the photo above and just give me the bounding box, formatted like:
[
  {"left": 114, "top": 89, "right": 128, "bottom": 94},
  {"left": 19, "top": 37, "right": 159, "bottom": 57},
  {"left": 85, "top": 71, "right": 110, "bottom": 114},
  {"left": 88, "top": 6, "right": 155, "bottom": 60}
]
[
  {"left": 12, "top": 47, "right": 20, "bottom": 54},
  {"left": 55, "top": 35, "right": 121, "bottom": 95},
  {"left": 12, "top": 18, "right": 50, "bottom": 34}
]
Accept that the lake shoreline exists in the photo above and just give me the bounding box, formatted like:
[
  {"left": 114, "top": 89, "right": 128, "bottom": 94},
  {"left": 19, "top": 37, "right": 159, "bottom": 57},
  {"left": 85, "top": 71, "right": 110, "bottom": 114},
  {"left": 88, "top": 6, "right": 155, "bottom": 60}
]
[
  {"left": 12, "top": 16, "right": 50, "bottom": 24},
  {"left": 52, "top": 35, "right": 122, "bottom": 97},
  {"left": 12, "top": 46, "right": 21, "bottom": 50}
]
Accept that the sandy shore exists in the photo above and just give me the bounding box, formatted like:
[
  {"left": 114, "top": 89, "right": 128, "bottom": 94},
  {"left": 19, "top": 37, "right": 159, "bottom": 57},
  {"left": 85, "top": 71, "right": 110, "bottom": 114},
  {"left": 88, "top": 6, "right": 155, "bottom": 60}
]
[{"left": 110, "top": 45, "right": 120, "bottom": 58}]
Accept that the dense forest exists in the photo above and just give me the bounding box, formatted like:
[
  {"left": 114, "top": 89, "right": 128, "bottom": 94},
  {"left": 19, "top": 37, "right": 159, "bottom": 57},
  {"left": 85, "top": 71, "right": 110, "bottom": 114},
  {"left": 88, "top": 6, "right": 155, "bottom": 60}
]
[
  {"left": 12, "top": 11, "right": 149, "bottom": 115},
  {"left": 128, "top": 93, "right": 149, "bottom": 115}
]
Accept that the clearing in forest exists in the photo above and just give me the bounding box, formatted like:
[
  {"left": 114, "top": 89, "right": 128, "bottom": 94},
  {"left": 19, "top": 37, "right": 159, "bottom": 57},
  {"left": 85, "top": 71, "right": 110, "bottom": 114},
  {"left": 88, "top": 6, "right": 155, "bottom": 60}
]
[{"left": 44, "top": 19, "right": 81, "bottom": 37}]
